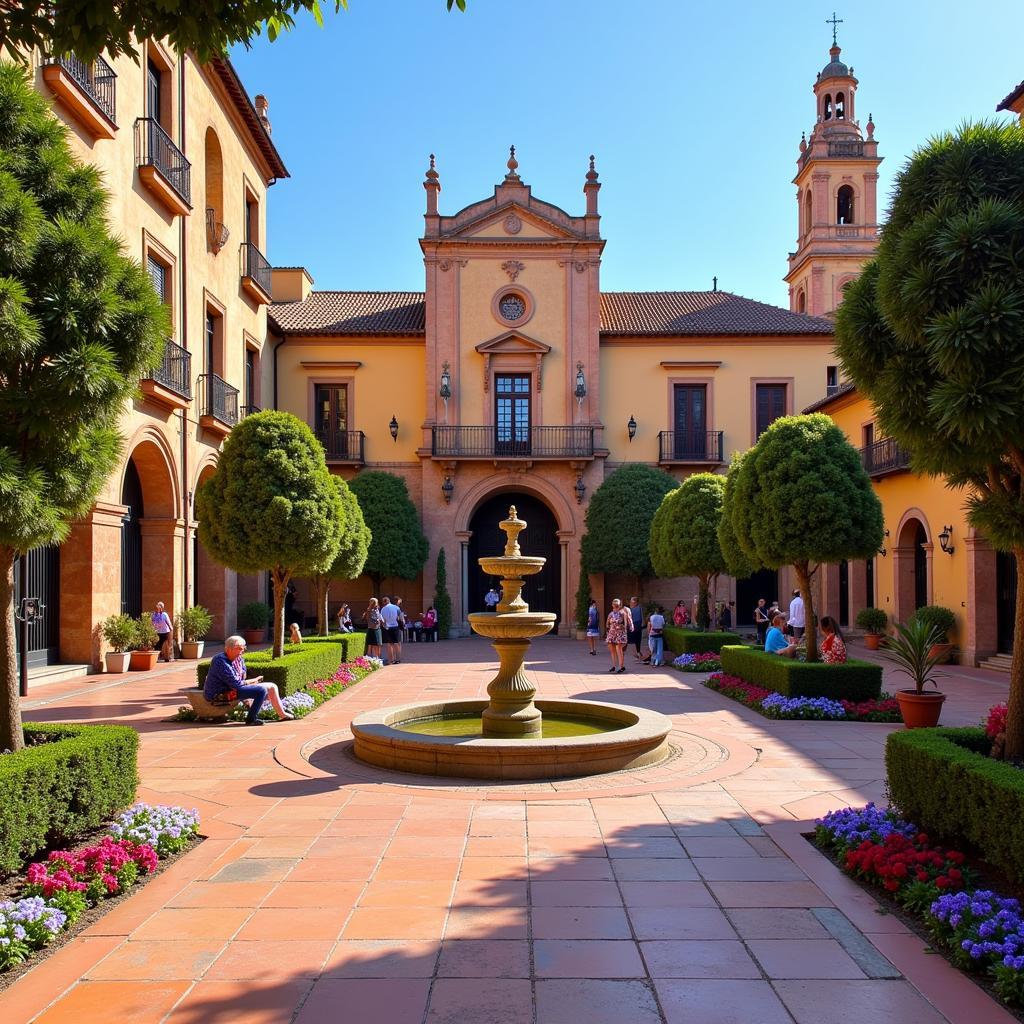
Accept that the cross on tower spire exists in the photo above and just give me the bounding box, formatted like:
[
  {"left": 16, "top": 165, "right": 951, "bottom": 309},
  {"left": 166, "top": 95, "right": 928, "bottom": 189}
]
[{"left": 826, "top": 11, "right": 843, "bottom": 46}]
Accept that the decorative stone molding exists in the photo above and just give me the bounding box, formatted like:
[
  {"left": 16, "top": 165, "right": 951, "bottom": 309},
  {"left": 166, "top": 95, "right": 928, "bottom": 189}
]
[
  {"left": 501, "top": 259, "right": 526, "bottom": 281},
  {"left": 439, "top": 258, "right": 468, "bottom": 272},
  {"left": 503, "top": 213, "right": 523, "bottom": 234},
  {"left": 558, "top": 259, "right": 587, "bottom": 273}
]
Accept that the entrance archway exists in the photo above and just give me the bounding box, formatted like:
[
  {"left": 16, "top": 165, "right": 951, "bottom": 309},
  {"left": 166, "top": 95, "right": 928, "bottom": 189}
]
[
  {"left": 120, "top": 459, "right": 144, "bottom": 616},
  {"left": 895, "top": 513, "right": 931, "bottom": 624},
  {"left": 736, "top": 568, "right": 778, "bottom": 626},
  {"left": 467, "top": 492, "right": 560, "bottom": 625}
]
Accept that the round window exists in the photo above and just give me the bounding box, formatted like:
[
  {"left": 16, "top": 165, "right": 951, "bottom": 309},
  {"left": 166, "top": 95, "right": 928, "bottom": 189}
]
[{"left": 498, "top": 294, "right": 527, "bottom": 322}]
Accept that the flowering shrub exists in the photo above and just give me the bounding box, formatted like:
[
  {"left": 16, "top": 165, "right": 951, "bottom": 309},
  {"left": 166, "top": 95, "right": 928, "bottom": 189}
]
[
  {"left": 986, "top": 704, "right": 1008, "bottom": 739},
  {"left": 108, "top": 804, "right": 200, "bottom": 857},
  {"left": 0, "top": 897, "right": 67, "bottom": 970},
  {"left": 840, "top": 695, "right": 901, "bottom": 721},
  {"left": 704, "top": 673, "right": 773, "bottom": 704},
  {"left": 761, "top": 693, "right": 846, "bottom": 719},
  {"left": 25, "top": 836, "right": 157, "bottom": 904},
  {"left": 843, "top": 833, "right": 967, "bottom": 909},
  {"left": 706, "top": 674, "right": 901, "bottom": 722},
  {"left": 815, "top": 803, "right": 918, "bottom": 851},
  {"left": 672, "top": 652, "right": 723, "bottom": 672}
]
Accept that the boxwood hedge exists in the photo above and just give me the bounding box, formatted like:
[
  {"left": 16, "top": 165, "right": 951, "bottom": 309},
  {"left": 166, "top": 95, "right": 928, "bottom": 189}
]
[
  {"left": 719, "top": 645, "right": 882, "bottom": 701},
  {"left": 0, "top": 723, "right": 139, "bottom": 876},
  {"left": 197, "top": 640, "right": 345, "bottom": 696},
  {"left": 663, "top": 627, "right": 743, "bottom": 655},
  {"left": 300, "top": 632, "right": 367, "bottom": 660},
  {"left": 886, "top": 727, "right": 1024, "bottom": 884}
]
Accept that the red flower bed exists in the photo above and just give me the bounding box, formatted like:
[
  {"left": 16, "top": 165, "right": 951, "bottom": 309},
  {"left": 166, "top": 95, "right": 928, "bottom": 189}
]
[
  {"left": 704, "top": 673, "right": 773, "bottom": 704},
  {"left": 840, "top": 695, "right": 901, "bottom": 721},
  {"left": 844, "top": 832, "right": 969, "bottom": 908},
  {"left": 25, "top": 836, "right": 157, "bottom": 902}
]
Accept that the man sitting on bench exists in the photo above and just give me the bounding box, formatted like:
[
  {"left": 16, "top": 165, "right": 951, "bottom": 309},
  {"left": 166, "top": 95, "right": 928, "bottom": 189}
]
[{"left": 204, "top": 635, "right": 293, "bottom": 726}]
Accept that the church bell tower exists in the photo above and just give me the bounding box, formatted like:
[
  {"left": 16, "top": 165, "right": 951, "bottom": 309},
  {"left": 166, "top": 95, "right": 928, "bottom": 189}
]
[{"left": 786, "top": 17, "right": 882, "bottom": 317}]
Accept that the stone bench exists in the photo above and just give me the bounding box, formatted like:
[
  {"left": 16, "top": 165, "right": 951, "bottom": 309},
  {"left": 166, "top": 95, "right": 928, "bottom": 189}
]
[{"left": 184, "top": 689, "right": 242, "bottom": 721}]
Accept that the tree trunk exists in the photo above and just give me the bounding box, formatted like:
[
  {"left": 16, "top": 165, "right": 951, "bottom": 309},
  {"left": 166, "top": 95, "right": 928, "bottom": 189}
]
[
  {"left": 0, "top": 548, "right": 22, "bottom": 753},
  {"left": 795, "top": 560, "right": 818, "bottom": 663},
  {"left": 314, "top": 576, "right": 330, "bottom": 637},
  {"left": 1003, "top": 548, "right": 1024, "bottom": 760},
  {"left": 697, "top": 574, "right": 711, "bottom": 631},
  {"left": 271, "top": 566, "right": 290, "bottom": 659}
]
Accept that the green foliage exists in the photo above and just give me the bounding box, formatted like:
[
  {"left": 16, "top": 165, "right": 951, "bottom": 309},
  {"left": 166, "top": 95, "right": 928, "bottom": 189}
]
[
  {"left": 327, "top": 478, "right": 371, "bottom": 582},
  {"left": 348, "top": 471, "right": 428, "bottom": 586},
  {"left": 237, "top": 601, "right": 270, "bottom": 630},
  {"left": 100, "top": 614, "right": 135, "bottom": 653},
  {"left": 650, "top": 474, "right": 728, "bottom": 579},
  {"left": 855, "top": 606, "right": 888, "bottom": 634},
  {"left": 0, "top": 1, "right": 468, "bottom": 64},
  {"left": 574, "top": 571, "right": 593, "bottom": 631},
  {"left": 130, "top": 616, "right": 159, "bottom": 652},
  {"left": 663, "top": 627, "right": 742, "bottom": 654},
  {"left": 910, "top": 605, "right": 957, "bottom": 644},
  {"left": 886, "top": 727, "right": 1024, "bottom": 884},
  {"left": 719, "top": 645, "right": 883, "bottom": 701},
  {"left": 718, "top": 454, "right": 760, "bottom": 579},
  {"left": 197, "top": 640, "right": 344, "bottom": 697},
  {"left": 178, "top": 606, "right": 213, "bottom": 643},
  {"left": 299, "top": 632, "right": 367, "bottom": 660},
  {"left": 0, "top": 723, "right": 139, "bottom": 876},
  {"left": 883, "top": 618, "right": 945, "bottom": 694},
  {"left": 433, "top": 548, "right": 452, "bottom": 640},
  {"left": 581, "top": 464, "right": 678, "bottom": 579}
]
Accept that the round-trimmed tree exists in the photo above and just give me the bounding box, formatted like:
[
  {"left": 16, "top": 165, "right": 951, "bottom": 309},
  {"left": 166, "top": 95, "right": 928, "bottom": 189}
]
[
  {"left": 196, "top": 411, "right": 343, "bottom": 657},
  {"left": 721, "top": 414, "right": 883, "bottom": 662},
  {"left": 0, "top": 64, "right": 168, "bottom": 752},
  {"left": 835, "top": 120, "right": 1024, "bottom": 752},
  {"left": 348, "top": 471, "right": 428, "bottom": 592},
  {"left": 310, "top": 477, "right": 371, "bottom": 636},
  {"left": 580, "top": 464, "right": 678, "bottom": 595}
]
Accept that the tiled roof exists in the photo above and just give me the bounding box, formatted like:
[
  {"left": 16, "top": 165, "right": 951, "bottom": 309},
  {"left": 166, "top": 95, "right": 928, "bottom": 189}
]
[
  {"left": 599, "top": 292, "right": 834, "bottom": 336},
  {"left": 803, "top": 380, "right": 857, "bottom": 413},
  {"left": 997, "top": 79, "right": 1024, "bottom": 111},
  {"left": 269, "top": 291, "right": 426, "bottom": 335}
]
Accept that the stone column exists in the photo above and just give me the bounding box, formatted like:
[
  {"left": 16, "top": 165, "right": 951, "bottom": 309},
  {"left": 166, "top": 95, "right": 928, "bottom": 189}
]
[
  {"left": 893, "top": 545, "right": 915, "bottom": 624},
  {"left": 965, "top": 533, "right": 998, "bottom": 665}
]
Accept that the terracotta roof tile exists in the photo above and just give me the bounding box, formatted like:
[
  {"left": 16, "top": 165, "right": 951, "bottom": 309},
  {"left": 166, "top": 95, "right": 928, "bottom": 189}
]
[
  {"left": 803, "top": 380, "right": 857, "bottom": 413},
  {"left": 269, "top": 291, "right": 426, "bottom": 335},
  {"left": 997, "top": 79, "right": 1024, "bottom": 111}
]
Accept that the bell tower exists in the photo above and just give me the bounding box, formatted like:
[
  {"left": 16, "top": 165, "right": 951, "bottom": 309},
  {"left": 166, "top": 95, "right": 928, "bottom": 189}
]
[{"left": 786, "top": 18, "right": 882, "bottom": 317}]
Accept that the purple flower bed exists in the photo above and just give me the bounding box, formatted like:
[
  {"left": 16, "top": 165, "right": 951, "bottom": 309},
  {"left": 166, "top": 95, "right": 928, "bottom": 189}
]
[
  {"left": 815, "top": 803, "right": 920, "bottom": 848},
  {"left": 761, "top": 693, "right": 846, "bottom": 719},
  {"left": 0, "top": 896, "right": 67, "bottom": 969}
]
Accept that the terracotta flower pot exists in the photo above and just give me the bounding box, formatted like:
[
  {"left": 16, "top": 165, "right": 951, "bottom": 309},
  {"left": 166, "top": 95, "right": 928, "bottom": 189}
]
[
  {"left": 242, "top": 629, "right": 266, "bottom": 646},
  {"left": 105, "top": 651, "right": 131, "bottom": 674},
  {"left": 895, "top": 689, "right": 946, "bottom": 729},
  {"left": 129, "top": 650, "right": 159, "bottom": 671},
  {"left": 864, "top": 633, "right": 882, "bottom": 651},
  {"left": 928, "top": 642, "right": 954, "bottom": 665}
]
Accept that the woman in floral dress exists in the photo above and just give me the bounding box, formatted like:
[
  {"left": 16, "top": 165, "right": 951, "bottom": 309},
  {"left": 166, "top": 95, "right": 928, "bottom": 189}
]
[
  {"left": 605, "top": 598, "right": 630, "bottom": 674},
  {"left": 820, "top": 616, "right": 848, "bottom": 664}
]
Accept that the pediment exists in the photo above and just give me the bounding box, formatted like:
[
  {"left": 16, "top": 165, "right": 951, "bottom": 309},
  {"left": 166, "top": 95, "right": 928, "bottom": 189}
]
[
  {"left": 441, "top": 198, "right": 584, "bottom": 241},
  {"left": 475, "top": 330, "right": 552, "bottom": 356}
]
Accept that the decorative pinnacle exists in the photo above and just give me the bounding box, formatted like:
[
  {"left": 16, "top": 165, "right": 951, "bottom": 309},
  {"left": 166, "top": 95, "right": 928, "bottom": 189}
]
[
  {"left": 826, "top": 10, "right": 843, "bottom": 47},
  {"left": 425, "top": 153, "right": 439, "bottom": 182},
  {"left": 585, "top": 153, "right": 599, "bottom": 183},
  {"left": 505, "top": 145, "right": 521, "bottom": 181}
]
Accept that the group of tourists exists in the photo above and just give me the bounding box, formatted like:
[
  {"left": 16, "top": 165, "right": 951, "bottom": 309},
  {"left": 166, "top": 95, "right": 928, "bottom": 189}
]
[
  {"left": 585, "top": 596, "right": 667, "bottom": 672},
  {"left": 361, "top": 596, "right": 439, "bottom": 664},
  {"left": 757, "top": 590, "right": 847, "bottom": 663}
]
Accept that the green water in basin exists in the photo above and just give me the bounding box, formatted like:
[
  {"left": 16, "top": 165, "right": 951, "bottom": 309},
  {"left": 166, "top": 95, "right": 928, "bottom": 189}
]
[{"left": 396, "top": 713, "right": 628, "bottom": 739}]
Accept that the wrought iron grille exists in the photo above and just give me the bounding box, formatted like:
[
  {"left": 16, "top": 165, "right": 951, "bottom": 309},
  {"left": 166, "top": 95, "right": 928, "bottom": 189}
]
[
  {"left": 861, "top": 437, "right": 911, "bottom": 476},
  {"left": 240, "top": 241, "right": 273, "bottom": 298},
  {"left": 198, "top": 373, "right": 239, "bottom": 426},
  {"left": 146, "top": 339, "right": 191, "bottom": 400},
  {"left": 431, "top": 425, "right": 595, "bottom": 458},
  {"left": 658, "top": 430, "right": 724, "bottom": 463},
  {"left": 135, "top": 117, "right": 191, "bottom": 206},
  {"left": 316, "top": 429, "right": 365, "bottom": 462},
  {"left": 45, "top": 54, "right": 117, "bottom": 122}
]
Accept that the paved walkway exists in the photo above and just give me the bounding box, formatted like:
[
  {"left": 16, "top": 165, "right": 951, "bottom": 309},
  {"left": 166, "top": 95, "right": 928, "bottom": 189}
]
[{"left": 2, "top": 638, "right": 1015, "bottom": 1024}]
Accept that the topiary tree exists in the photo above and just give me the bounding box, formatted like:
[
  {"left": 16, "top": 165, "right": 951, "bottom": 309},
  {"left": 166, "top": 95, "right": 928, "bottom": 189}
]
[
  {"left": 433, "top": 547, "right": 452, "bottom": 640},
  {"left": 348, "top": 471, "right": 428, "bottom": 592},
  {"left": 721, "top": 414, "right": 883, "bottom": 662},
  {"left": 196, "top": 411, "right": 343, "bottom": 657},
  {"left": 0, "top": 64, "right": 168, "bottom": 752},
  {"left": 835, "top": 120, "right": 1024, "bottom": 752},
  {"left": 574, "top": 568, "right": 593, "bottom": 632},
  {"left": 310, "top": 476, "right": 370, "bottom": 636},
  {"left": 580, "top": 464, "right": 678, "bottom": 596},
  {"left": 650, "top": 473, "right": 754, "bottom": 631}
]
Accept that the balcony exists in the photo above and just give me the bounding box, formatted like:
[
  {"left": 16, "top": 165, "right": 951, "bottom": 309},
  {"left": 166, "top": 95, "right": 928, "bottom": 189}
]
[
  {"left": 431, "top": 425, "right": 594, "bottom": 460},
  {"left": 861, "top": 437, "right": 911, "bottom": 478},
  {"left": 42, "top": 54, "right": 117, "bottom": 138},
  {"left": 198, "top": 373, "right": 238, "bottom": 437},
  {"left": 658, "top": 430, "right": 724, "bottom": 465},
  {"left": 317, "top": 429, "right": 366, "bottom": 464},
  {"left": 240, "top": 241, "right": 272, "bottom": 304},
  {"left": 135, "top": 118, "right": 191, "bottom": 216},
  {"left": 240, "top": 403, "right": 261, "bottom": 418},
  {"left": 140, "top": 339, "right": 191, "bottom": 409}
]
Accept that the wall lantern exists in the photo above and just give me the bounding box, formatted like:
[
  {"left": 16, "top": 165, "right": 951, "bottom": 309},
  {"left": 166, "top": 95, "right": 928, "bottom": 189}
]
[
  {"left": 939, "top": 525, "right": 955, "bottom": 555},
  {"left": 389, "top": 415, "right": 399, "bottom": 442},
  {"left": 574, "top": 362, "right": 587, "bottom": 408},
  {"left": 574, "top": 474, "right": 586, "bottom": 505},
  {"left": 440, "top": 361, "right": 451, "bottom": 402},
  {"left": 441, "top": 475, "right": 454, "bottom": 504},
  {"left": 627, "top": 415, "right": 637, "bottom": 442}
]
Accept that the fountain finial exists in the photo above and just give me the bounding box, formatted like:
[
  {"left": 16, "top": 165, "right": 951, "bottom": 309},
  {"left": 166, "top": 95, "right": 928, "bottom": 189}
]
[{"left": 501, "top": 505, "right": 526, "bottom": 557}]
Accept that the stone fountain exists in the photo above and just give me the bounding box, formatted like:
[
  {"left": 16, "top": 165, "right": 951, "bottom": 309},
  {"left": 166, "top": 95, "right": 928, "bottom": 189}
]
[{"left": 349, "top": 506, "right": 671, "bottom": 780}]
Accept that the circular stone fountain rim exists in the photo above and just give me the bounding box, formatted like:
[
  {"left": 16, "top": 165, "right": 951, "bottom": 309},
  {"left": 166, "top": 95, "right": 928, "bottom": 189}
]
[{"left": 350, "top": 697, "right": 672, "bottom": 749}]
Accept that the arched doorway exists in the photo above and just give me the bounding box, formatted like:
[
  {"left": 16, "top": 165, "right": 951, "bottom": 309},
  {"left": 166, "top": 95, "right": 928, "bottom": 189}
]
[
  {"left": 467, "top": 492, "right": 560, "bottom": 624},
  {"left": 896, "top": 515, "right": 930, "bottom": 623},
  {"left": 120, "top": 459, "right": 144, "bottom": 616}
]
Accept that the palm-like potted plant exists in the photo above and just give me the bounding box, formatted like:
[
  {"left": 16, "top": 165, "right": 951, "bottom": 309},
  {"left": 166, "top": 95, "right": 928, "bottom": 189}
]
[
  {"left": 885, "top": 618, "right": 946, "bottom": 728},
  {"left": 178, "top": 605, "right": 213, "bottom": 660},
  {"left": 855, "top": 606, "right": 888, "bottom": 650},
  {"left": 911, "top": 605, "right": 957, "bottom": 665},
  {"left": 129, "top": 616, "right": 160, "bottom": 671},
  {"left": 238, "top": 601, "right": 270, "bottom": 646},
  {"left": 100, "top": 614, "right": 135, "bottom": 673}
]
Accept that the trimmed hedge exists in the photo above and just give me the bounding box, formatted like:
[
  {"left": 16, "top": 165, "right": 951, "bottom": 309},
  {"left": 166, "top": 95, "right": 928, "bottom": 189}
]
[
  {"left": 301, "top": 632, "right": 367, "bottom": 661},
  {"left": 663, "top": 627, "right": 743, "bottom": 655},
  {"left": 719, "top": 645, "right": 882, "bottom": 701},
  {"left": 0, "top": 723, "right": 139, "bottom": 876},
  {"left": 886, "top": 727, "right": 1024, "bottom": 884},
  {"left": 197, "top": 641, "right": 344, "bottom": 696}
]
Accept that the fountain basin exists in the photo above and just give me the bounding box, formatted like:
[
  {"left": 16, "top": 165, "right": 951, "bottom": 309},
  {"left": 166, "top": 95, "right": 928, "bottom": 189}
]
[
  {"left": 466, "top": 611, "right": 556, "bottom": 640},
  {"left": 350, "top": 698, "right": 672, "bottom": 780}
]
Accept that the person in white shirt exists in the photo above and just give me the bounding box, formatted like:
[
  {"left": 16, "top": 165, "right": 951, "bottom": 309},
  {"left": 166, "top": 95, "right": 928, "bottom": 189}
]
[
  {"left": 788, "top": 589, "right": 806, "bottom": 639},
  {"left": 379, "top": 596, "right": 403, "bottom": 665}
]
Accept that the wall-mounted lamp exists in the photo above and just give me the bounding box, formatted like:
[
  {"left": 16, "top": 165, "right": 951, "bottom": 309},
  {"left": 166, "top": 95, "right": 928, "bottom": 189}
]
[
  {"left": 627, "top": 415, "right": 637, "bottom": 442},
  {"left": 389, "top": 415, "right": 399, "bottom": 442},
  {"left": 939, "top": 524, "right": 955, "bottom": 555},
  {"left": 441, "top": 475, "right": 454, "bottom": 504},
  {"left": 440, "top": 361, "right": 451, "bottom": 402},
  {"left": 574, "top": 362, "right": 587, "bottom": 409},
  {"left": 574, "top": 474, "right": 586, "bottom": 505}
]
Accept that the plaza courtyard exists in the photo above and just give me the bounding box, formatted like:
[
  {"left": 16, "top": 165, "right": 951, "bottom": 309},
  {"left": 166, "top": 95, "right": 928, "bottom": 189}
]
[{"left": 1, "top": 637, "right": 1014, "bottom": 1024}]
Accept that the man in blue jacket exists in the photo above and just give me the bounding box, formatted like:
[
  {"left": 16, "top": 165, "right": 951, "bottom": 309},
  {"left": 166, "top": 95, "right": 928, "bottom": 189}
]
[{"left": 204, "top": 635, "right": 293, "bottom": 726}]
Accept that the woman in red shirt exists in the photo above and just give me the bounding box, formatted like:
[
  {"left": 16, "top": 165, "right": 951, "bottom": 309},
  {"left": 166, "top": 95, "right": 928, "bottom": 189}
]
[{"left": 820, "top": 616, "right": 848, "bottom": 664}]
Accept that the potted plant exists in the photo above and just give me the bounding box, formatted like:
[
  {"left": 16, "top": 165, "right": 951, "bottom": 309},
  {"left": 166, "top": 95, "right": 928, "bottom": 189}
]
[
  {"left": 855, "top": 606, "right": 888, "bottom": 650},
  {"left": 238, "top": 601, "right": 270, "bottom": 646},
  {"left": 100, "top": 613, "right": 135, "bottom": 673},
  {"left": 912, "top": 605, "right": 957, "bottom": 664},
  {"left": 178, "top": 605, "right": 213, "bottom": 660},
  {"left": 885, "top": 618, "right": 946, "bottom": 728},
  {"left": 129, "top": 616, "right": 160, "bottom": 671}
]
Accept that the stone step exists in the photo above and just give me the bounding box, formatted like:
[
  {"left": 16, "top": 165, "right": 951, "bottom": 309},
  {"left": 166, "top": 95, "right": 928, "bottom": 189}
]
[
  {"left": 26, "top": 662, "right": 92, "bottom": 686},
  {"left": 979, "top": 655, "right": 1013, "bottom": 674}
]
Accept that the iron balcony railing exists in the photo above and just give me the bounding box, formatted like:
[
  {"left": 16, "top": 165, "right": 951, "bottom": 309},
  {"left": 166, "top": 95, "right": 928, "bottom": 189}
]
[
  {"left": 135, "top": 117, "right": 191, "bottom": 207},
  {"left": 198, "top": 373, "right": 238, "bottom": 427},
  {"left": 316, "top": 429, "right": 365, "bottom": 463},
  {"left": 658, "top": 430, "right": 724, "bottom": 463},
  {"left": 145, "top": 339, "right": 191, "bottom": 399},
  {"left": 44, "top": 53, "right": 117, "bottom": 122},
  {"left": 861, "top": 437, "right": 911, "bottom": 477},
  {"left": 431, "top": 425, "right": 594, "bottom": 459},
  {"left": 240, "top": 403, "right": 261, "bottom": 418},
  {"left": 240, "top": 241, "right": 272, "bottom": 298}
]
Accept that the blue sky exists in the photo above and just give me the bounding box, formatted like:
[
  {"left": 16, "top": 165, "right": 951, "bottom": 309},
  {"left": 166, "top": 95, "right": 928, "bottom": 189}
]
[{"left": 230, "top": 0, "right": 1023, "bottom": 307}]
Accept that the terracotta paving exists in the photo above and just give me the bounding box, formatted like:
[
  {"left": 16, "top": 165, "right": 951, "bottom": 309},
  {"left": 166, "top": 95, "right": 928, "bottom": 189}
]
[{"left": 3, "top": 636, "right": 1017, "bottom": 1023}]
